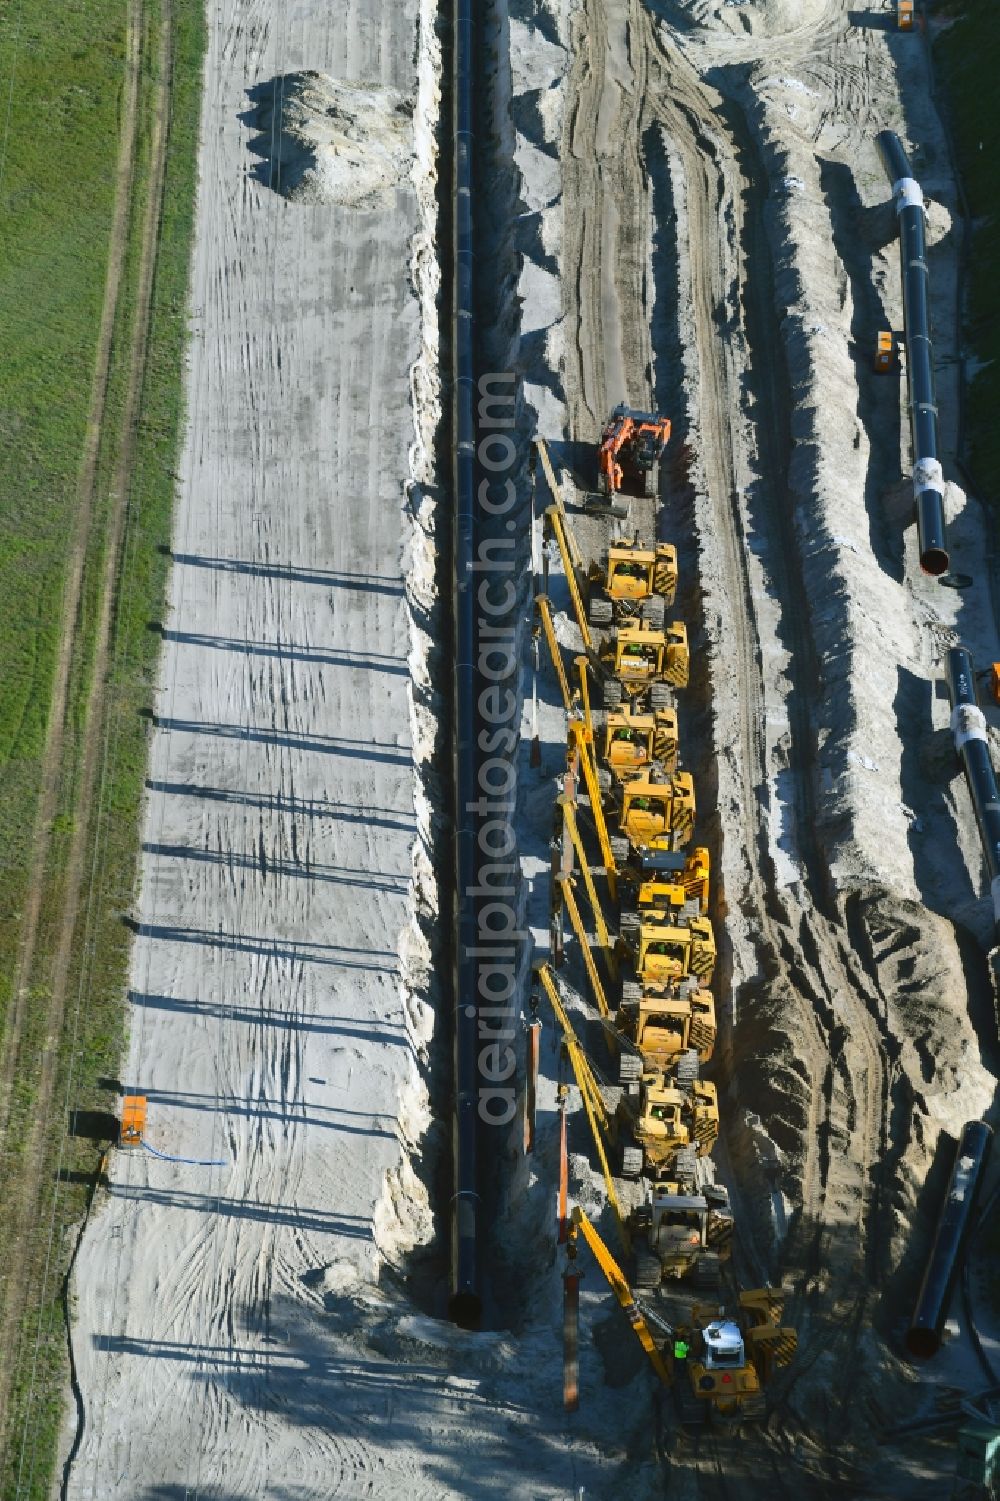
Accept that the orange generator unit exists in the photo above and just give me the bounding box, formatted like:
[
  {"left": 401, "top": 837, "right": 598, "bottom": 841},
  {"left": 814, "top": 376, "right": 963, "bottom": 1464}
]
[{"left": 119, "top": 1094, "right": 147, "bottom": 1146}]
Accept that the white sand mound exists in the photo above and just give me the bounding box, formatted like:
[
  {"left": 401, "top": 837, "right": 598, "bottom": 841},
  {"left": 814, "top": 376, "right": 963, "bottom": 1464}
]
[
  {"left": 666, "top": 0, "right": 827, "bottom": 34},
  {"left": 256, "top": 71, "right": 413, "bottom": 207}
]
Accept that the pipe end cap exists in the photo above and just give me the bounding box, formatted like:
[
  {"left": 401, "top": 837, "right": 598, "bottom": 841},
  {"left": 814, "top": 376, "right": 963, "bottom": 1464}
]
[{"left": 921, "top": 548, "right": 950, "bottom": 577}]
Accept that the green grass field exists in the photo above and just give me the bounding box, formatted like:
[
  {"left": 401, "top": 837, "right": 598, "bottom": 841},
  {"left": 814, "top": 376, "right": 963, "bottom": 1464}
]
[
  {"left": 934, "top": 0, "right": 1000, "bottom": 501},
  {"left": 0, "top": 0, "right": 131, "bottom": 1009},
  {"left": 0, "top": 0, "right": 205, "bottom": 1493}
]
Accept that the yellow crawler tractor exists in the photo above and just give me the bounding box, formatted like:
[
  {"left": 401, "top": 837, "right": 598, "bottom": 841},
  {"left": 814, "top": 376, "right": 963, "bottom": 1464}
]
[
  {"left": 600, "top": 619, "right": 689, "bottom": 708},
  {"left": 619, "top": 848, "right": 710, "bottom": 928},
  {"left": 631, "top": 1178, "right": 735, "bottom": 1292},
  {"left": 571, "top": 1208, "right": 797, "bottom": 1426},
  {"left": 617, "top": 1074, "right": 720, "bottom": 1181},
  {"left": 612, "top": 980, "right": 716, "bottom": 1084},
  {"left": 626, "top": 910, "right": 717, "bottom": 991},
  {"left": 679, "top": 1291, "right": 798, "bottom": 1425},
  {"left": 588, "top": 538, "right": 679, "bottom": 629},
  {"left": 592, "top": 705, "right": 679, "bottom": 786},
  {"left": 608, "top": 768, "right": 696, "bottom": 868}
]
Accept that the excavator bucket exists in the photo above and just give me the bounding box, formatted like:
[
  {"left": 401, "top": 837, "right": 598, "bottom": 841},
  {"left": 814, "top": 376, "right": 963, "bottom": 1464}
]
[{"left": 584, "top": 490, "right": 629, "bottom": 519}]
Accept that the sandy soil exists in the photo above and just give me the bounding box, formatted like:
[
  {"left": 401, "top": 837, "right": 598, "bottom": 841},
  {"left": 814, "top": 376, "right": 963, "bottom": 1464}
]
[
  {"left": 58, "top": 0, "right": 1000, "bottom": 1496},
  {"left": 59, "top": 1, "right": 652, "bottom": 1496},
  {"left": 62, "top": 0, "right": 440, "bottom": 1493},
  {"left": 503, "top": 0, "right": 1000, "bottom": 1494}
]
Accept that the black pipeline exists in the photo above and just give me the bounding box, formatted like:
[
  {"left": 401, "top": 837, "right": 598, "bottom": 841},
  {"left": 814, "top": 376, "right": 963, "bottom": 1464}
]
[
  {"left": 945, "top": 646, "right": 1000, "bottom": 945},
  {"left": 907, "top": 1120, "right": 992, "bottom": 1359},
  {"left": 450, "top": 0, "right": 481, "bottom": 1328},
  {"left": 876, "top": 131, "right": 948, "bottom": 577}
]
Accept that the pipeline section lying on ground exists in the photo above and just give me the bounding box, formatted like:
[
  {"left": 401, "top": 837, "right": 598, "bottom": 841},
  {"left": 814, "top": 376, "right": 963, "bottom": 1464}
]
[
  {"left": 945, "top": 646, "right": 1000, "bottom": 947},
  {"left": 907, "top": 1119, "right": 993, "bottom": 1358},
  {"left": 876, "top": 130, "right": 949, "bottom": 577},
  {"left": 451, "top": 0, "right": 481, "bottom": 1327}
]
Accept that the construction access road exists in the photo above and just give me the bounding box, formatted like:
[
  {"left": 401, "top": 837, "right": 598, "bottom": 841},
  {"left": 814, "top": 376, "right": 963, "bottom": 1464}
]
[{"left": 61, "top": 0, "right": 437, "bottom": 1493}]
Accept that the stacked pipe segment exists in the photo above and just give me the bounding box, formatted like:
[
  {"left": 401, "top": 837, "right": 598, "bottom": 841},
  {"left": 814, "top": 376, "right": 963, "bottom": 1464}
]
[
  {"left": 906, "top": 1120, "right": 992, "bottom": 1359},
  {"left": 876, "top": 130, "right": 948, "bottom": 576},
  {"left": 945, "top": 646, "right": 1000, "bottom": 940}
]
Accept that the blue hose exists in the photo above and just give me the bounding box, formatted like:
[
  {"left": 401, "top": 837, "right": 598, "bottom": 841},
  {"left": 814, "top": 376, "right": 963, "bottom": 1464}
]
[{"left": 142, "top": 1140, "right": 228, "bottom": 1168}]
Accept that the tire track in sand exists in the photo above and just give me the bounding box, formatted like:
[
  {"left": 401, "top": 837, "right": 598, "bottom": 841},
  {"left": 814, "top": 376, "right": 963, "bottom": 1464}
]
[
  {"left": 643, "top": 15, "right": 893, "bottom": 1319},
  {"left": 557, "top": 0, "right": 891, "bottom": 1393}
]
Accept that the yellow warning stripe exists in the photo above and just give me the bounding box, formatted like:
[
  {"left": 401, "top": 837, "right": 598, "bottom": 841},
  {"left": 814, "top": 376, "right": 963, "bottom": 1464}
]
[{"left": 690, "top": 1019, "right": 714, "bottom": 1053}]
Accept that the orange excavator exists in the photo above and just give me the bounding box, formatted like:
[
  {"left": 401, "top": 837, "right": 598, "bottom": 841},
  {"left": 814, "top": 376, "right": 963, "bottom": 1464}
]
[{"left": 598, "top": 405, "right": 672, "bottom": 498}]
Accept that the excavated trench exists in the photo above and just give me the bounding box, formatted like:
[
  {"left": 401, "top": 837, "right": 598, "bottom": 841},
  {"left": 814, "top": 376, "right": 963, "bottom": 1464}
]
[
  {"left": 490, "top": 5, "right": 1000, "bottom": 1496},
  {"left": 423, "top": 1, "right": 1000, "bottom": 1494},
  {"left": 471, "top": 0, "right": 550, "bottom": 1333}
]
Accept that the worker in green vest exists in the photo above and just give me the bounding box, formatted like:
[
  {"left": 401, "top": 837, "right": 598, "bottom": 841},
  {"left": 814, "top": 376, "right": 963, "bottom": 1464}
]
[{"left": 673, "top": 1336, "right": 689, "bottom": 1364}]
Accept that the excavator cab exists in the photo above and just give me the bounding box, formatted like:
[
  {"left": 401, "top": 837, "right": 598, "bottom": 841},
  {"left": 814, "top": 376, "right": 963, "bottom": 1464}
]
[
  {"left": 622, "top": 847, "right": 709, "bottom": 916},
  {"left": 614, "top": 559, "right": 646, "bottom": 588},
  {"left": 597, "top": 404, "right": 672, "bottom": 498},
  {"left": 614, "top": 623, "right": 663, "bottom": 689},
  {"left": 608, "top": 722, "right": 649, "bottom": 775},
  {"left": 637, "top": 856, "right": 706, "bottom": 913},
  {"left": 601, "top": 619, "right": 689, "bottom": 703},
  {"left": 633, "top": 846, "right": 705, "bottom": 912},
  {"left": 701, "top": 1321, "right": 746, "bottom": 1371},
  {"left": 629, "top": 797, "right": 672, "bottom": 844},
  {"left": 611, "top": 977, "right": 716, "bottom": 1083},
  {"left": 630, "top": 988, "right": 717, "bottom": 1070},
  {"left": 645, "top": 1201, "right": 704, "bottom": 1282},
  {"left": 637, "top": 877, "right": 687, "bottom": 916},
  {"left": 638, "top": 1077, "right": 718, "bottom": 1159},
  {"left": 635, "top": 1081, "right": 689, "bottom": 1165}
]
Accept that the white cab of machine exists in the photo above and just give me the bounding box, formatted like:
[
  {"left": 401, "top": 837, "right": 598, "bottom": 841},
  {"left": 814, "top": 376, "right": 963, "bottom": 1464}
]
[{"left": 701, "top": 1320, "right": 745, "bottom": 1371}]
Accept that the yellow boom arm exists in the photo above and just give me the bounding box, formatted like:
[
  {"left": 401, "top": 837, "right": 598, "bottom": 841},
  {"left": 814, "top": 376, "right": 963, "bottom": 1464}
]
[
  {"left": 536, "top": 964, "right": 628, "bottom": 1249},
  {"left": 571, "top": 1207, "right": 670, "bottom": 1385}
]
